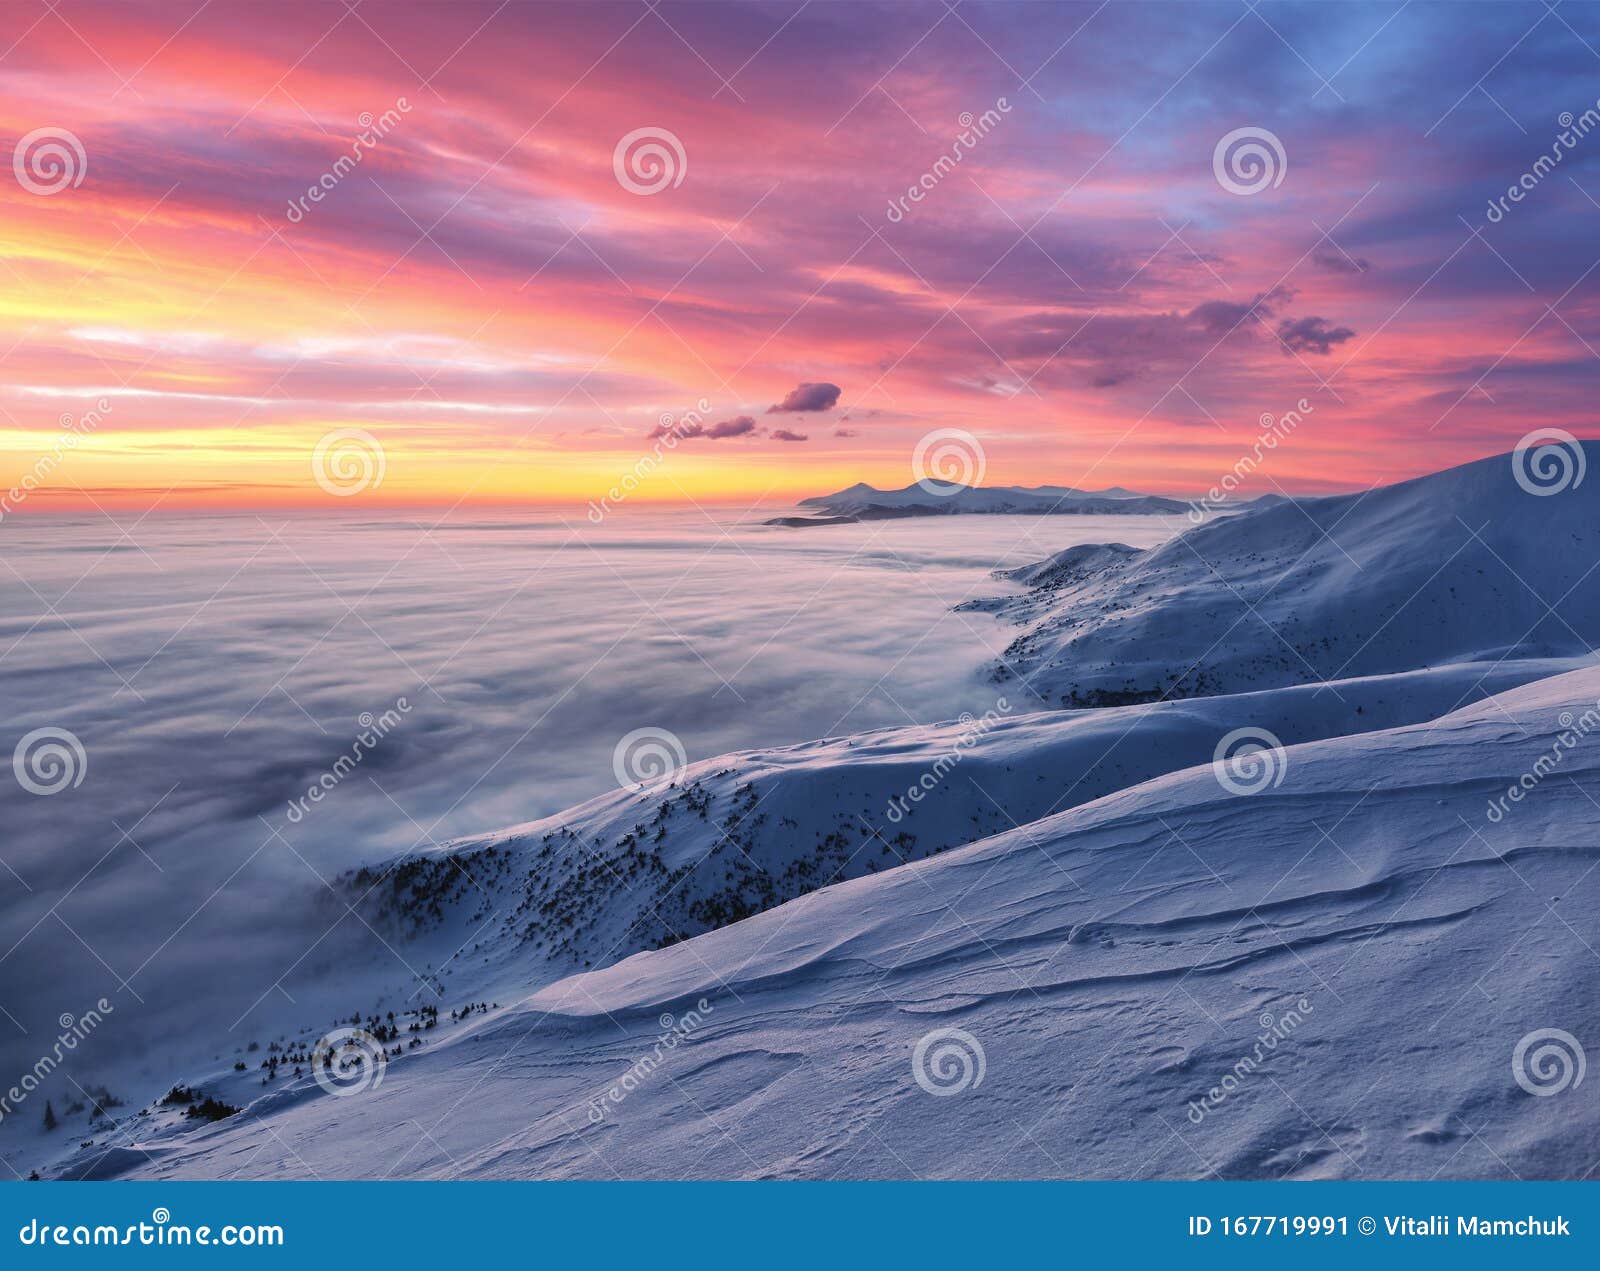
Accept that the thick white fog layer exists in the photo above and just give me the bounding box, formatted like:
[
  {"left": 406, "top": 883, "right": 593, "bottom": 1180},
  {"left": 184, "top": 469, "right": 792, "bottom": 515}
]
[{"left": 0, "top": 506, "right": 1182, "bottom": 1099}]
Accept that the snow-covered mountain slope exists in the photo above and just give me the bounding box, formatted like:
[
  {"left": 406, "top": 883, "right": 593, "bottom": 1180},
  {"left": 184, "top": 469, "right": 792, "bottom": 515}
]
[
  {"left": 14, "top": 662, "right": 1559, "bottom": 1183},
  {"left": 976, "top": 446, "right": 1600, "bottom": 706},
  {"left": 777, "top": 481, "right": 1191, "bottom": 523},
  {"left": 93, "top": 666, "right": 1600, "bottom": 1180},
  {"left": 333, "top": 660, "right": 1561, "bottom": 984}
]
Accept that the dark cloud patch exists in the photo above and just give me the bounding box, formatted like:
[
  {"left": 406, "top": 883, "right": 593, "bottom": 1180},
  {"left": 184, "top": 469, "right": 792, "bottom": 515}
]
[
  {"left": 648, "top": 414, "right": 759, "bottom": 441},
  {"left": 833, "top": 428, "right": 858, "bottom": 438},
  {"left": 1276, "top": 316, "right": 1356, "bottom": 355},
  {"left": 1186, "top": 286, "right": 1293, "bottom": 337},
  {"left": 768, "top": 382, "right": 841, "bottom": 413},
  {"left": 1313, "top": 248, "right": 1371, "bottom": 275},
  {"left": 770, "top": 429, "right": 809, "bottom": 442}
]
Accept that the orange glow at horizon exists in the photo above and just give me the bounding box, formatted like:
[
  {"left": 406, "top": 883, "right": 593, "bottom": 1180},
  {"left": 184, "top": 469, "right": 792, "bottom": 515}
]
[{"left": 1, "top": 2, "right": 1594, "bottom": 515}]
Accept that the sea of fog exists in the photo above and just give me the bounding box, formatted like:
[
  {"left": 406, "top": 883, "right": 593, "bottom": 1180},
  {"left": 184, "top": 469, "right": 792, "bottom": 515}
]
[{"left": 0, "top": 505, "right": 1184, "bottom": 1116}]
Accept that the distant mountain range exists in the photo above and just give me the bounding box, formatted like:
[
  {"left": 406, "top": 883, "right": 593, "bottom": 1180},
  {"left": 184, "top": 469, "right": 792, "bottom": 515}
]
[{"left": 766, "top": 480, "right": 1191, "bottom": 525}]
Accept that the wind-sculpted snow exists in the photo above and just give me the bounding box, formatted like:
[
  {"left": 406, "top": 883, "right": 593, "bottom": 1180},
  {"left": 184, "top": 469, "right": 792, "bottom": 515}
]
[
  {"left": 30, "top": 449, "right": 1600, "bottom": 1183},
  {"left": 342, "top": 659, "right": 1556, "bottom": 979},
  {"left": 72, "top": 665, "right": 1600, "bottom": 1180},
  {"left": 980, "top": 446, "right": 1600, "bottom": 706}
]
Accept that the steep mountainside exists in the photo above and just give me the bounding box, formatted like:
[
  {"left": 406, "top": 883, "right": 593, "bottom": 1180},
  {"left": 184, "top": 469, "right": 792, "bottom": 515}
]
[
  {"left": 974, "top": 446, "right": 1600, "bottom": 706},
  {"left": 90, "top": 667, "right": 1600, "bottom": 1180}
]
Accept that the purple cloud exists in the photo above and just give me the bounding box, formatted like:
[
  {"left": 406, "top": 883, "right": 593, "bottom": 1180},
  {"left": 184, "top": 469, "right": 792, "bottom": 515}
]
[
  {"left": 1276, "top": 316, "right": 1356, "bottom": 355},
  {"left": 768, "top": 382, "right": 841, "bottom": 413},
  {"left": 647, "top": 414, "right": 759, "bottom": 441},
  {"left": 770, "top": 428, "right": 809, "bottom": 442}
]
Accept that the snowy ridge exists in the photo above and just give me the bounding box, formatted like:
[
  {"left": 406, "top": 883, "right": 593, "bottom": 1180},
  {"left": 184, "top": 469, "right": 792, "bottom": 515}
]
[
  {"left": 95, "top": 667, "right": 1600, "bottom": 1179},
  {"left": 336, "top": 659, "right": 1559, "bottom": 983},
  {"left": 978, "top": 446, "right": 1600, "bottom": 706},
  {"left": 776, "top": 481, "right": 1192, "bottom": 523},
  {"left": 37, "top": 445, "right": 1600, "bottom": 1182}
]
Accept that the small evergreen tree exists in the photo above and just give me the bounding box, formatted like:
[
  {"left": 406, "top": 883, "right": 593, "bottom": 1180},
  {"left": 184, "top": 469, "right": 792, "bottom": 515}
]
[{"left": 42, "top": 1101, "right": 57, "bottom": 1131}]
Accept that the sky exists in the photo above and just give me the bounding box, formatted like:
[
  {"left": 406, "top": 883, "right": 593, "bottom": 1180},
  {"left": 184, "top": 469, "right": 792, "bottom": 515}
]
[{"left": 3, "top": 0, "right": 1600, "bottom": 509}]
